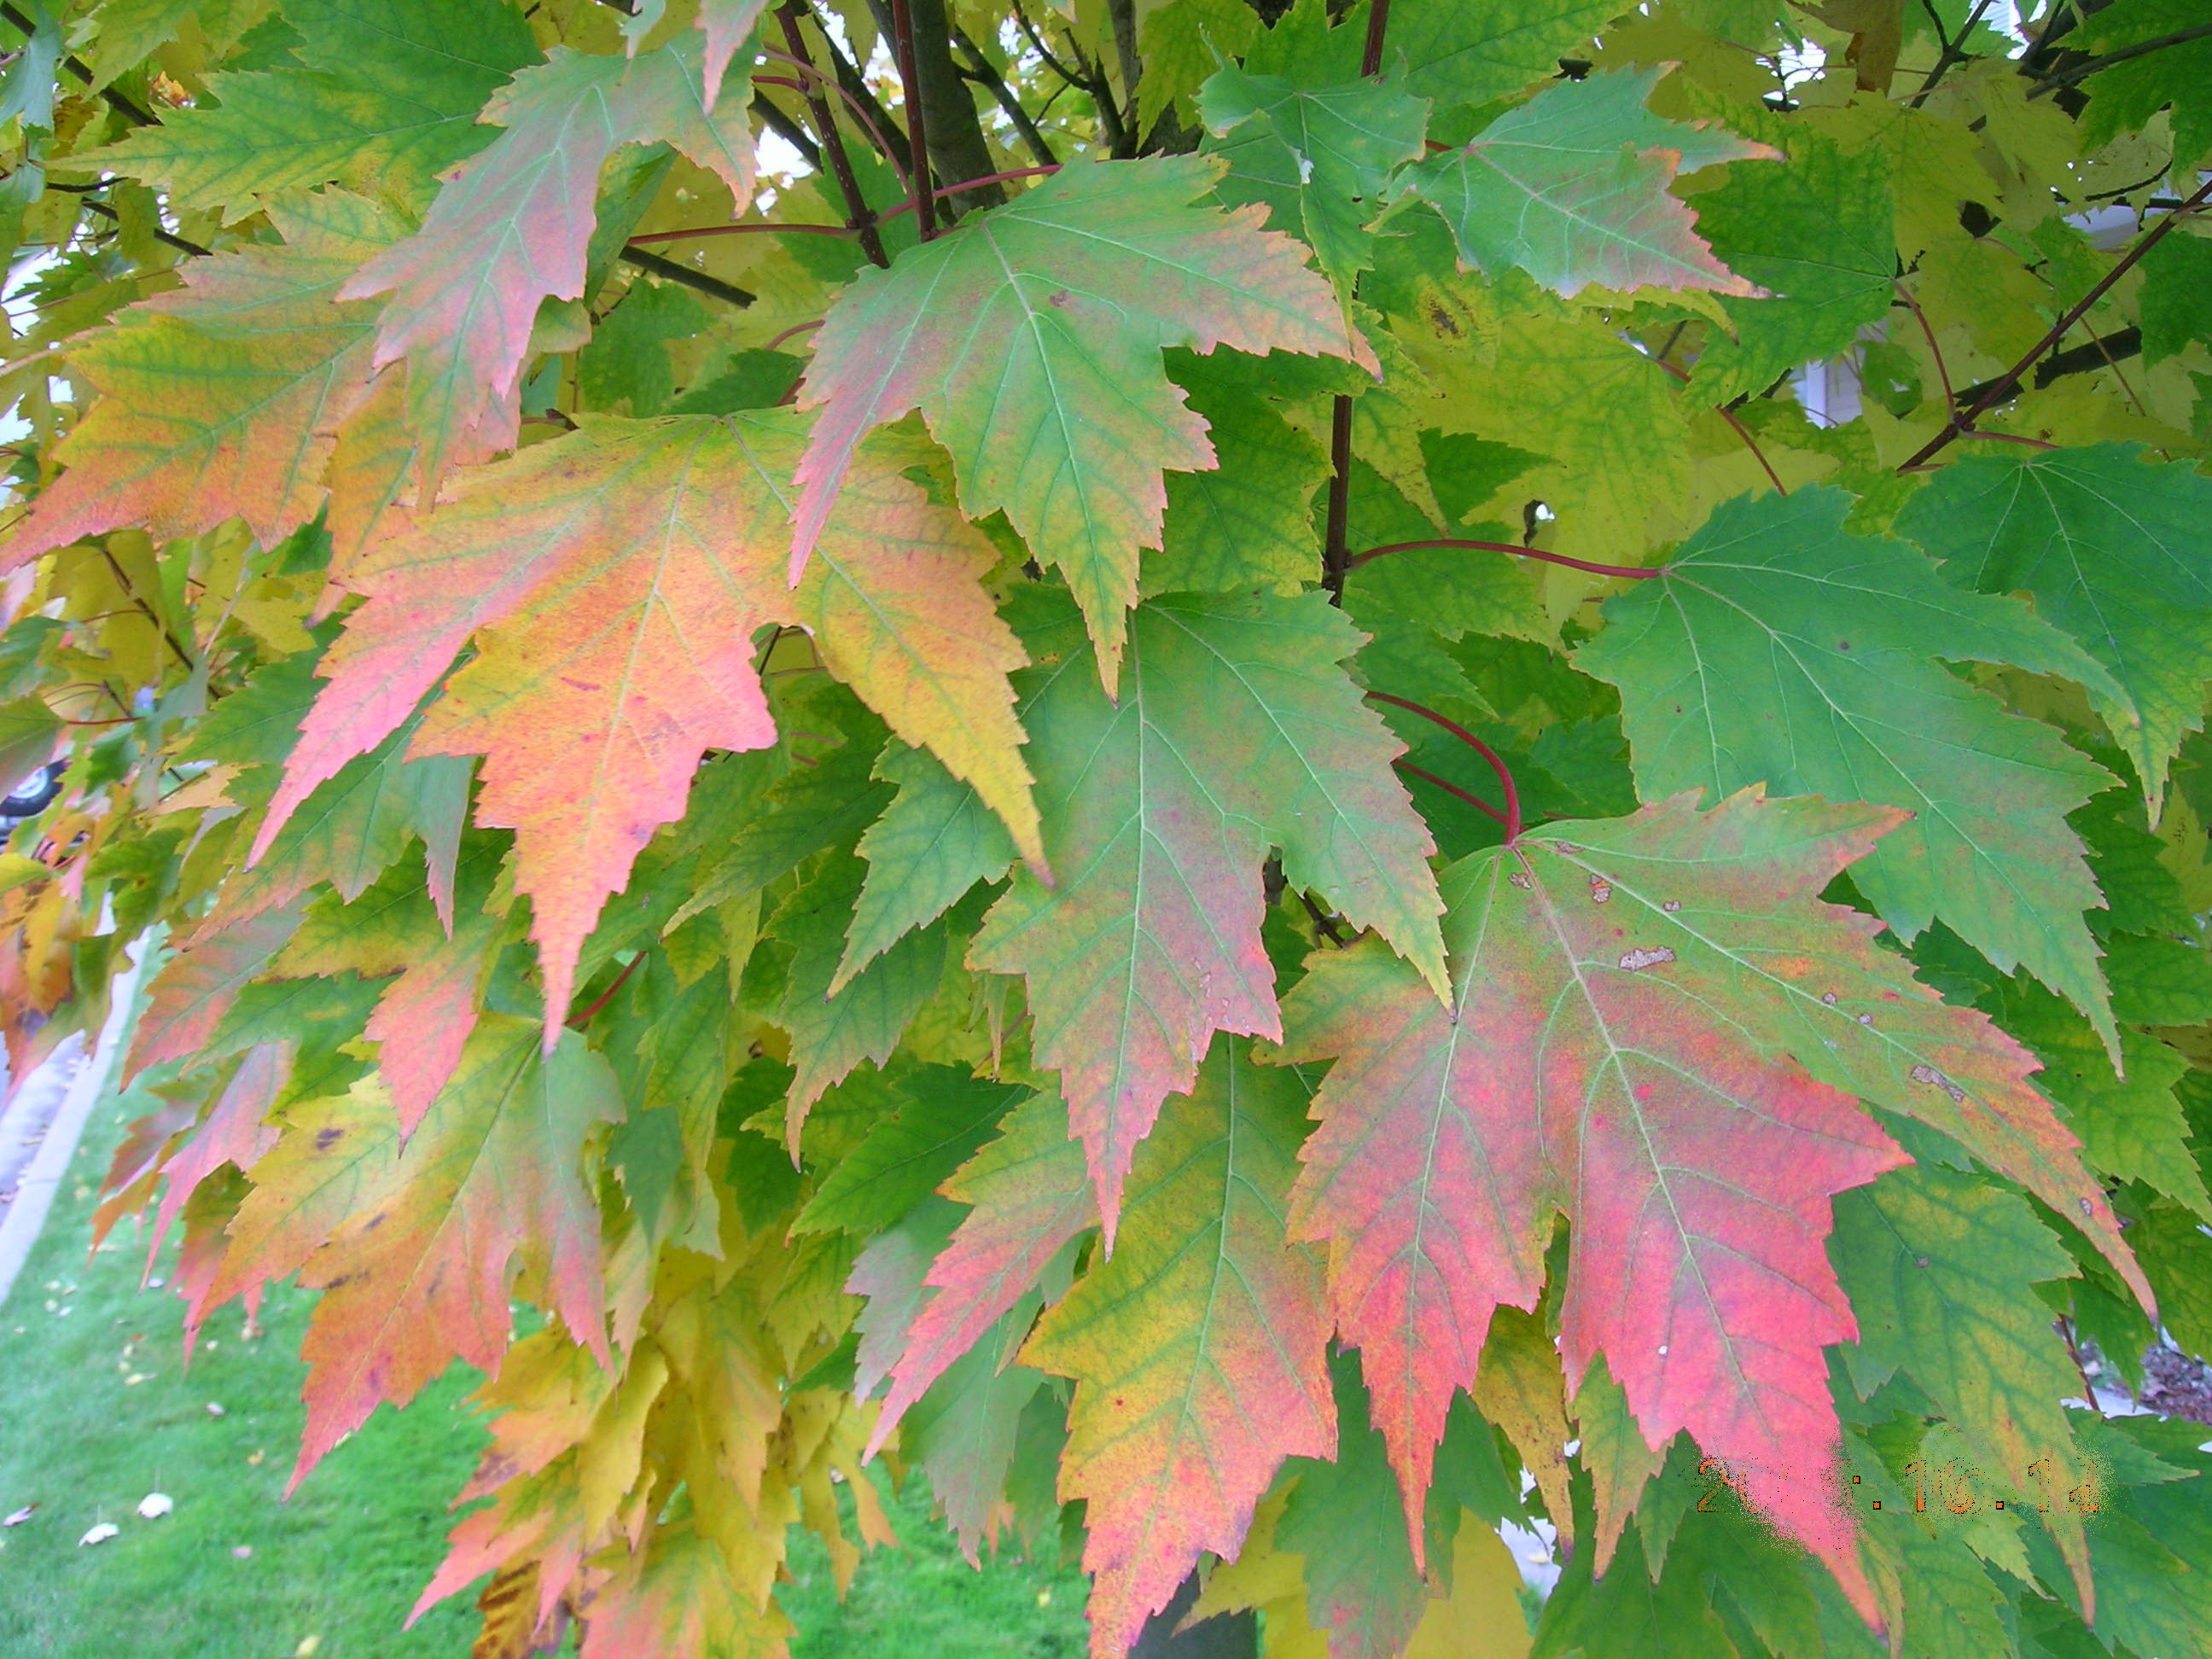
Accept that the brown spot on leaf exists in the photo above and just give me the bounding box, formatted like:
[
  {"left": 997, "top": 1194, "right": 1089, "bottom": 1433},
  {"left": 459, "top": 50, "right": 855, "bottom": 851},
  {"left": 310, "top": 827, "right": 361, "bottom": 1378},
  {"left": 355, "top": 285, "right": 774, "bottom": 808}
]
[{"left": 1909, "top": 1063, "right": 1965, "bottom": 1103}]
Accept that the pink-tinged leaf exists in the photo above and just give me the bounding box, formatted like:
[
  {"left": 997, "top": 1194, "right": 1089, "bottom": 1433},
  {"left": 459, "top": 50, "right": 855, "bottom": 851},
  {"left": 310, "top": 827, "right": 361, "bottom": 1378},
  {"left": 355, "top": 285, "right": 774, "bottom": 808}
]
[
  {"left": 577, "top": 1522, "right": 791, "bottom": 1659},
  {"left": 1280, "top": 793, "right": 1973, "bottom": 1616},
  {"left": 697, "top": 0, "right": 774, "bottom": 105},
  {"left": 339, "top": 35, "right": 759, "bottom": 487},
  {"left": 410, "top": 1470, "right": 585, "bottom": 1633},
  {"left": 364, "top": 905, "right": 498, "bottom": 1135},
  {"left": 261, "top": 410, "right": 1034, "bottom": 1045},
  {"left": 127, "top": 899, "right": 306, "bottom": 1080},
  {"left": 1391, "top": 67, "right": 1773, "bottom": 299},
  {"left": 864, "top": 1091, "right": 1094, "bottom": 1456},
  {"left": 1023, "top": 1039, "right": 1335, "bottom": 1659},
  {"left": 793, "top": 155, "right": 1375, "bottom": 686},
  {"left": 970, "top": 589, "right": 1444, "bottom": 1235},
  {"left": 148, "top": 1041, "right": 288, "bottom": 1262},
  {"left": 0, "top": 191, "right": 405, "bottom": 574},
  {"left": 201, "top": 1016, "right": 619, "bottom": 1484}
]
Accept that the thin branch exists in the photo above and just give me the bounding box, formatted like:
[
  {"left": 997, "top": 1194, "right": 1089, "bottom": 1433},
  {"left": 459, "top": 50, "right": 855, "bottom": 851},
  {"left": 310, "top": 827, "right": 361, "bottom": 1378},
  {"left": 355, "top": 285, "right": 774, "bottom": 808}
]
[
  {"left": 753, "top": 90, "right": 823, "bottom": 171},
  {"left": 1900, "top": 174, "right": 2212, "bottom": 470},
  {"left": 1010, "top": 0, "right": 1088, "bottom": 92},
  {"left": 1959, "top": 429, "right": 2059, "bottom": 450},
  {"left": 1322, "top": 397, "right": 1355, "bottom": 601},
  {"left": 1360, "top": 0, "right": 1394, "bottom": 75},
  {"left": 759, "top": 49, "right": 908, "bottom": 186},
  {"left": 75, "top": 194, "right": 211, "bottom": 259},
  {"left": 1298, "top": 889, "right": 1349, "bottom": 946},
  {"left": 96, "top": 545, "right": 193, "bottom": 668},
  {"left": 953, "top": 24, "right": 1058, "bottom": 169},
  {"left": 771, "top": 7, "right": 890, "bottom": 267},
  {"left": 1910, "top": 0, "right": 1995, "bottom": 105},
  {"left": 2031, "top": 21, "right": 2212, "bottom": 95},
  {"left": 1395, "top": 758, "right": 1509, "bottom": 827},
  {"left": 2, "top": 2, "right": 157, "bottom": 126},
  {"left": 616, "top": 246, "right": 756, "bottom": 308},
  {"left": 1348, "top": 537, "right": 1662, "bottom": 581},
  {"left": 886, "top": 0, "right": 936, "bottom": 238},
  {"left": 1368, "top": 693, "right": 1522, "bottom": 842}
]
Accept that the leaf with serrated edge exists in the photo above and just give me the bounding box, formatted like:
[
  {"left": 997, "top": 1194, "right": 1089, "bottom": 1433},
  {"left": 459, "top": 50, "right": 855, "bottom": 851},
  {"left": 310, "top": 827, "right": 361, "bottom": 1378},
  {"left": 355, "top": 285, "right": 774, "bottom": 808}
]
[
  {"left": 970, "top": 589, "right": 1445, "bottom": 1232},
  {"left": 1022, "top": 1038, "right": 1336, "bottom": 1659},
  {"left": 1895, "top": 443, "right": 2212, "bottom": 814},
  {"left": 1390, "top": 68, "right": 1773, "bottom": 299},
  {"left": 203, "top": 1016, "right": 619, "bottom": 1483},
  {"left": 1576, "top": 487, "right": 2124, "bottom": 1056},
  {"left": 866, "top": 1091, "right": 1094, "bottom": 1455},
  {"left": 259, "top": 411, "right": 1035, "bottom": 1045},
  {"left": 792, "top": 155, "right": 1375, "bottom": 687},
  {"left": 339, "top": 35, "right": 758, "bottom": 487},
  {"left": 1279, "top": 790, "right": 2145, "bottom": 1616}
]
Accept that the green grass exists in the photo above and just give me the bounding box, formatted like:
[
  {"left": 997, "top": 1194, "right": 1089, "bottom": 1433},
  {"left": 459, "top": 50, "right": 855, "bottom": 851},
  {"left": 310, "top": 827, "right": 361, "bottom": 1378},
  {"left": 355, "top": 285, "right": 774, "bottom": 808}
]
[{"left": 0, "top": 1077, "right": 1088, "bottom": 1657}]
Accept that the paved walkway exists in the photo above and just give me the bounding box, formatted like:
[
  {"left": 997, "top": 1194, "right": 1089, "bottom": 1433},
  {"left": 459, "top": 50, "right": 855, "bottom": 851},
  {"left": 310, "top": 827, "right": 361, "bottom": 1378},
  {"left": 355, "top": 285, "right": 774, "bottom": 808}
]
[{"left": 0, "top": 942, "right": 145, "bottom": 1307}]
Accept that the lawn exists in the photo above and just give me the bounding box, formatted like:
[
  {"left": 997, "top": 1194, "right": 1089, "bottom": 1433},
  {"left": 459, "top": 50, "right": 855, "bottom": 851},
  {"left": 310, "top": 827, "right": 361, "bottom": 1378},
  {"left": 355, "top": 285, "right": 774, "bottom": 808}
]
[{"left": 0, "top": 1070, "right": 1090, "bottom": 1658}]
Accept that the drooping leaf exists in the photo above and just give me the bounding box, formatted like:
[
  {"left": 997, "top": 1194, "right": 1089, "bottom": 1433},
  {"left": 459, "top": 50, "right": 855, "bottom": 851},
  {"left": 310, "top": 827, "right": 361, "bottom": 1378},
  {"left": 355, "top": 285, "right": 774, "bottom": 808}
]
[
  {"left": 206, "top": 1016, "right": 620, "bottom": 1479},
  {"left": 1022, "top": 1038, "right": 1336, "bottom": 1658},
  {"left": 1577, "top": 487, "right": 2124, "bottom": 1051},
  {"left": 1391, "top": 68, "right": 1773, "bottom": 299},
  {"left": 79, "top": 0, "right": 540, "bottom": 218},
  {"left": 339, "top": 34, "right": 759, "bottom": 486},
  {"left": 1, "top": 192, "right": 408, "bottom": 573},
  {"left": 835, "top": 743, "right": 1015, "bottom": 993},
  {"left": 970, "top": 588, "right": 1446, "bottom": 1230},
  {"left": 259, "top": 411, "right": 1035, "bottom": 1042},
  {"left": 1280, "top": 789, "right": 2142, "bottom": 1611},
  {"left": 1895, "top": 443, "right": 2212, "bottom": 811},
  {"left": 791, "top": 156, "right": 1376, "bottom": 685}
]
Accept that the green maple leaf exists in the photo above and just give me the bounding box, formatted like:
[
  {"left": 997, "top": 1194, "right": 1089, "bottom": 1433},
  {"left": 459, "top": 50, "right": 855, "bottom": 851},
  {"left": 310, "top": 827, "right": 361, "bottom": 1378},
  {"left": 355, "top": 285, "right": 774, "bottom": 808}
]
[
  {"left": 1199, "top": 64, "right": 1430, "bottom": 288},
  {"left": 836, "top": 743, "right": 1015, "bottom": 994},
  {"left": 969, "top": 587, "right": 1446, "bottom": 1231},
  {"left": 1390, "top": 68, "right": 1772, "bottom": 299},
  {"left": 1689, "top": 125, "right": 1897, "bottom": 401},
  {"left": 790, "top": 155, "right": 1375, "bottom": 687},
  {"left": 1831, "top": 1161, "right": 2098, "bottom": 1611},
  {"left": 579, "top": 279, "right": 712, "bottom": 416},
  {"left": 1576, "top": 488, "right": 2124, "bottom": 1051},
  {"left": 1145, "top": 357, "right": 1332, "bottom": 597},
  {"left": 341, "top": 33, "right": 760, "bottom": 486},
  {"left": 80, "top": 0, "right": 538, "bottom": 219},
  {"left": 1384, "top": 0, "right": 1629, "bottom": 110},
  {"left": 1022, "top": 1038, "right": 1336, "bottom": 1658},
  {"left": 2135, "top": 229, "right": 2212, "bottom": 365},
  {"left": 2074, "top": 0, "right": 2212, "bottom": 166},
  {"left": 1895, "top": 443, "right": 2212, "bottom": 812}
]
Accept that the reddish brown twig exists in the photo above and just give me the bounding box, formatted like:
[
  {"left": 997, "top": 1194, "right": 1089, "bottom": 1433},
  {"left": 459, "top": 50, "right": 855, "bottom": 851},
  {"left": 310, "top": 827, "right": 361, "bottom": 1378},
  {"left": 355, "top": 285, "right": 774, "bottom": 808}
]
[
  {"left": 1348, "top": 537, "right": 1662, "bottom": 580},
  {"left": 1368, "top": 692, "right": 1522, "bottom": 841}
]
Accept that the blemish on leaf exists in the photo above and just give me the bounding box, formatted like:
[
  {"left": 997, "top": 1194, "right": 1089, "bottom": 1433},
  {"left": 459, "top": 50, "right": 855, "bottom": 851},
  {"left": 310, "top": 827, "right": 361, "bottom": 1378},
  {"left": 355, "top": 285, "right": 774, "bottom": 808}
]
[
  {"left": 1509, "top": 870, "right": 1534, "bottom": 889},
  {"left": 1618, "top": 946, "right": 1675, "bottom": 971},
  {"left": 1590, "top": 875, "right": 1612, "bottom": 904},
  {"left": 1662, "top": 899, "right": 1681, "bottom": 912},
  {"left": 1909, "top": 1063, "right": 1965, "bottom": 1103}
]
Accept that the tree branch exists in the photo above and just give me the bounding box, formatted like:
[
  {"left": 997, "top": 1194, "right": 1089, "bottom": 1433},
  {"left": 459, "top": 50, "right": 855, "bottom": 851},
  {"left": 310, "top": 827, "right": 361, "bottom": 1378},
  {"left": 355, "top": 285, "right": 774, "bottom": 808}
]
[
  {"left": 772, "top": 6, "right": 890, "bottom": 267},
  {"left": 2031, "top": 20, "right": 2212, "bottom": 95},
  {"left": 953, "top": 24, "right": 1058, "bottom": 169},
  {"left": 617, "top": 246, "right": 757, "bottom": 307}
]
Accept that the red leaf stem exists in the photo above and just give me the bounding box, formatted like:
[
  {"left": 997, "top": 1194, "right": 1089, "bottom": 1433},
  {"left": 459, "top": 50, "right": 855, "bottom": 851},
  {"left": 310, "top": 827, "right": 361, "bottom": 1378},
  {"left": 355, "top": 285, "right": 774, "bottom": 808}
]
[
  {"left": 567, "top": 951, "right": 648, "bottom": 1031},
  {"left": 875, "top": 165, "right": 1064, "bottom": 224},
  {"left": 1347, "top": 536, "right": 1662, "bottom": 580},
  {"left": 1393, "top": 757, "right": 1509, "bottom": 826},
  {"left": 627, "top": 221, "right": 856, "bottom": 242},
  {"left": 1893, "top": 279, "right": 1955, "bottom": 409},
  {"left": 756, "top": 48, "right": 909, "bottom": 186},
  {"left": 765, "top": 317, "right": 825, "bottom": 351},
  {"left": 1959, "top": 429, "right": 2059, "bottom": 451},
  {"left": 1649, "top": 354, "right": 1788, "bottom": 497},
  {"left": 1366, "top": 691, "right": 1522, "bottom": 842},
  {"left": 886, "top": 0, "right": 935, "bottom": 239}
]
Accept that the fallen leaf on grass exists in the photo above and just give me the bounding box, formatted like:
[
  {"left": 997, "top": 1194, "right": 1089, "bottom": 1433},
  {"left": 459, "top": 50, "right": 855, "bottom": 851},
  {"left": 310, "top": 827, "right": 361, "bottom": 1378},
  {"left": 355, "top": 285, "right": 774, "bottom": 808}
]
[
  {"left": 79, "top": 1522, "right": 119, "bottom": 1546},
  {"left": 137, "top": 1493, "right": 174, "bottom": 1519}
]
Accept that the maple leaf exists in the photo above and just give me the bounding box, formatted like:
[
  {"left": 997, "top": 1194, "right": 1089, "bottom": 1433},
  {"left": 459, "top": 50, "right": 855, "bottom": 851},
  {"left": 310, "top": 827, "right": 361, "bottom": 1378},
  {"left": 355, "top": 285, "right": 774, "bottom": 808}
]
[
  {"left": 340, "top": 34, "right": 758, "bottom": 486},
  {"left": 1390, "top": 68, "right": 1773, "bottom": 299},
  {"left": 259, "top": 410, "right": 1037, "bottom": 1043},
  {"left": 1388, "top": 0, "right": 1627, "bottom": 108},
  {"left": 1199, "top": 64, "right": 1430, "bottom": 288},
  {"left": 0, "top": 191, "right": 406, "bottom": 575},
  {"left": 1576, "top": 488, "right": 2124, "bottom": 1052},
  {"left": 1279, "top": 789, "right": 2145, "bottom": 1611},
  {"left": 1022, "top": 1038, "right": 1336, "bottom": 1659},
  {"left": 577, "top": 1522, "right": 791, "bottom": 1659},
  {"left": 864, "top": 1089, "right": 1094, "bottom": 1457},
  {"left": 791, "top": 156, "right": 1376, "bottom": 685},
  {"left": 836, "top": 743, "right": 1015, "bottom": 993},
  {"left": 79, "top": 0, "right": 539, "bottom": 219},
  {"left": 201, "top": 1016, "right": 620, "bottom": 1480},
  {"left": 1894, "top": 443, "right": 2212, "bottom": 812},
  {"left": 0, "top": 695, "right": 56, "bottom": 798},
  {"left": 127, "top": 898, "right": 306, "bottom": 1079},
  {"left": 969, "top": 588, "right": 1445, "bottom": 1231}
]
